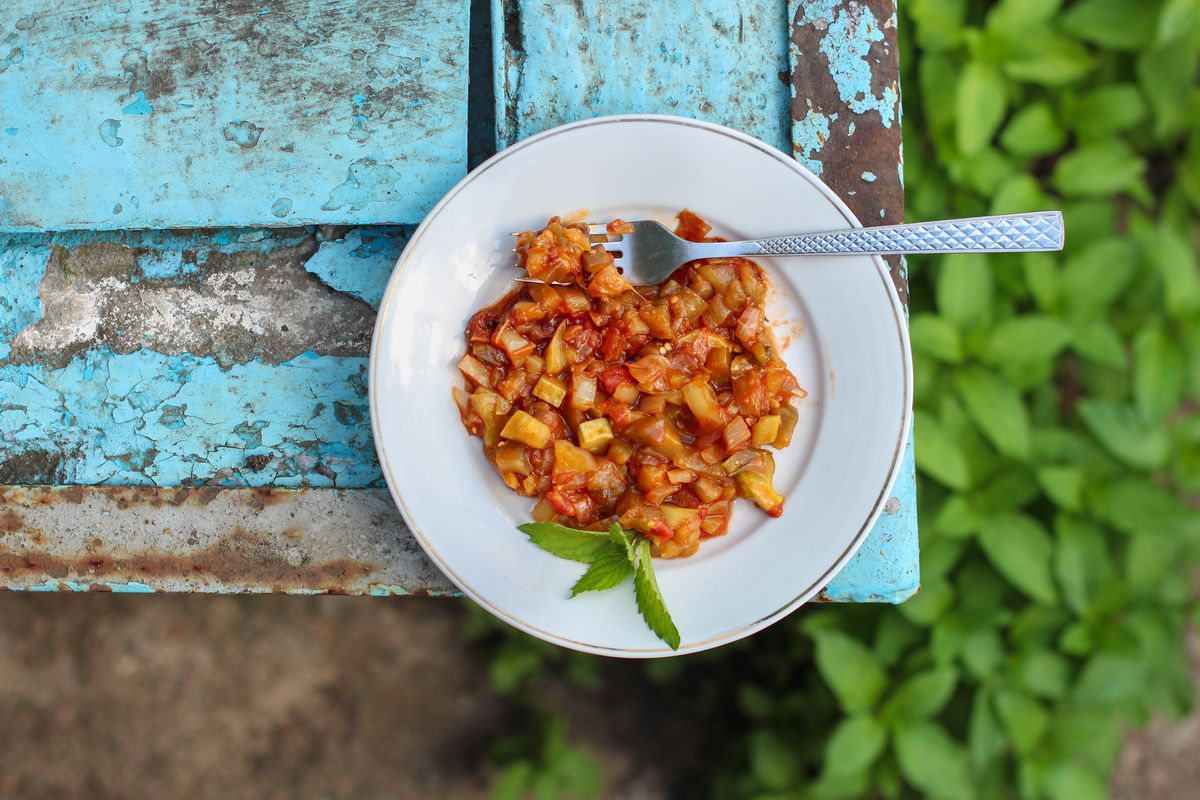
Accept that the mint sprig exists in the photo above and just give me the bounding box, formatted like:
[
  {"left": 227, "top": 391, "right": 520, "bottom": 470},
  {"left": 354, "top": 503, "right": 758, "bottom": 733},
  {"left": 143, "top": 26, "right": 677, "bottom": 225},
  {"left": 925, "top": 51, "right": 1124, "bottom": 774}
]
[{"left": 517, "top": 521, "right": 680, "bottom": 650}]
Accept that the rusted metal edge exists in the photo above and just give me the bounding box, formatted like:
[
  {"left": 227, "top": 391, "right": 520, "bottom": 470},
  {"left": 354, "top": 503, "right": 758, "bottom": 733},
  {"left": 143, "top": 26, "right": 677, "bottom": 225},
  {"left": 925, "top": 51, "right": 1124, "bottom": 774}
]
[{"left": 0, "top": 486, "right": 456, "bottom": 596}]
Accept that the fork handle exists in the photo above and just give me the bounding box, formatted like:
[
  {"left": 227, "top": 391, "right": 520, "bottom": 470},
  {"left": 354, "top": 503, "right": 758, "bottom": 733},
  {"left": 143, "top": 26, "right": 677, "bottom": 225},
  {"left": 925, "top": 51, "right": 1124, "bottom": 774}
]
[{"left": 736, "top": 211, "right": 1063, "bottom": 256}]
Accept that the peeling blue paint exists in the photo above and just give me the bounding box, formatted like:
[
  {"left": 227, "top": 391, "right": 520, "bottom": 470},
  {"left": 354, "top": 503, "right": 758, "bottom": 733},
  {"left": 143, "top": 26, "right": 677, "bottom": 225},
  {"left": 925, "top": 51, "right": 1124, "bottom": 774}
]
[
  {"left": 861, "top": 170, "right": 876, "bottom": 182},
  {"left": 0, "top": 1, "right": 470, "bottom": 231},
  {"left": 304, "top": 227, "right": 406, "bottom": 309},
  {"left": 798, "top": 0, "right": 899, "bottom": 127},
  {"left": 818, "top": 425, "right": 918, "bottom": 602},
  {"left": 792, "top": 105, "right": 831, "bottom": 175},
  {"left": 494, "top": 0, "right": 791, "bottom": 152},
  {"left": 0, "top": 228, "right": 403, "bottom": 487},
  {"left": 121, "top": 91, "right": 153, "bottom": 115}
]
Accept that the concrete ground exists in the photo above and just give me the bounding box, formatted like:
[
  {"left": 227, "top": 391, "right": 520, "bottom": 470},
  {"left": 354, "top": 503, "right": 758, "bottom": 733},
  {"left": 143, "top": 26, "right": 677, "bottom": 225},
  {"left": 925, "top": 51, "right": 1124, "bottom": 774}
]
[
  {"left": 0, "top": 594, "right": 1192, "bottom": 799},
  {"left": 0, "top": 595, "right": 672, "bottom": 800}
]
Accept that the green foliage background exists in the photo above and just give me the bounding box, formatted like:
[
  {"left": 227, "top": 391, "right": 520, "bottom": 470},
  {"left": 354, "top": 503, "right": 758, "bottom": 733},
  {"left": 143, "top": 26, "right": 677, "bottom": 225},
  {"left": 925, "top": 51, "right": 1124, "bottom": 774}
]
[{"left": 479, "top": 1, "right": 1200, "bottom": 797}]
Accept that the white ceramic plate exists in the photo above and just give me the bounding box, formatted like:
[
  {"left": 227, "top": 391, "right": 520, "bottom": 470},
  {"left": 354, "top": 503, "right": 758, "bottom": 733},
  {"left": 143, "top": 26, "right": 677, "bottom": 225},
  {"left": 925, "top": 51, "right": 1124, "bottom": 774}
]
[{"left": 370, "top": 115, "right": 911, "bottom": 657}]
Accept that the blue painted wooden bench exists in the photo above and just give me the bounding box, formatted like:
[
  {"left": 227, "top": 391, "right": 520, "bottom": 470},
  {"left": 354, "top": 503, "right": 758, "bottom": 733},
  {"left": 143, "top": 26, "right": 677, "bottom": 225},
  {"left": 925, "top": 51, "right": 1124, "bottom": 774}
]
[{"left": 0, "top": 0, "right": 917, "bottom": 601}]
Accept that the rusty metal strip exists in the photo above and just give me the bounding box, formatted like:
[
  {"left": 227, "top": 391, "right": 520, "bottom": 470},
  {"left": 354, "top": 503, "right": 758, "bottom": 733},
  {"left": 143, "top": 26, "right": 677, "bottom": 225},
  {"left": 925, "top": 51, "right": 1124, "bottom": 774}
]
[
  {"left": 790, "top": 0, "right": 907, "bottom": 302},
  {"left": 0, "top": 486, "right": 455, "bottom": 596}
]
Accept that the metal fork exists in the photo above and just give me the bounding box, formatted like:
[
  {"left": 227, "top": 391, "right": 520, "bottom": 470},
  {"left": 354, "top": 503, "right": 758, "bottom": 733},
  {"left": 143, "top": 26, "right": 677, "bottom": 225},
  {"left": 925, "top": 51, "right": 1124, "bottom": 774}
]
[{"left": 515, "top": 211, "right": 1064, "bottom": 286}]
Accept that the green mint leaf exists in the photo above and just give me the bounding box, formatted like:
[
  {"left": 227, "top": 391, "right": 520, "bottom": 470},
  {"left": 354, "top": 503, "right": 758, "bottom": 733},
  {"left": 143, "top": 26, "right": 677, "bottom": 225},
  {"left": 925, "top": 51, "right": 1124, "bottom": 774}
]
[
  {"left": 570, "top": 543, "right": 634, "bottom": 597},
  {"left": 910, "top": 313, "right": 963, "bottom": 364},
  {"left": 1061, "top": 0, "right": 1157, "bottom": 51},
  {"left": 517, "top": 522, "right": 615, "bottom": 563},
  {"left": 810, "top": 629, "right": 887, "bottom": 714},
  {"left": 893, "top": 721, "right": 973, "bottom": 800},
  {"left": 633, "top": 539, "right": 680, "bottom": 650},
  {"left": 1133, "top": 325, "right": 1187, "bottom": 422},
  {"left": 1001, "top": 32, "right": 1096, "bottom": 86},
  {"left": 1063, "top": 84, "right": 1147, "bottom": 139},
  {"left": 977, "top": 513, "right": 1058, "bottom": 604},
  {"left": 608, "top": 523, "right": 636, "bottom": 563},
  {"left": 823, "top": 716, "right": 887, "bottom": 777},
  {"left": 914, "top": 410, "right": 972, "bottom": 490},
  {"left": 1076, "top": 399, "right": 1169, "bottom": 470},
  {"left": 999, "top": 102, "right": 1065, "bottom": 157},
  {"left": 935, "top": 254, "right": 993, "bottom": 329},
  {"left": 1051, "top": 141, "right": 1146, "bottom": 197},
  {"left": 955, "top": 61, "right": 1008, "bottom": 155},
  {"left": 955, "top": 366, "right": 1032, "bottom": 461}
]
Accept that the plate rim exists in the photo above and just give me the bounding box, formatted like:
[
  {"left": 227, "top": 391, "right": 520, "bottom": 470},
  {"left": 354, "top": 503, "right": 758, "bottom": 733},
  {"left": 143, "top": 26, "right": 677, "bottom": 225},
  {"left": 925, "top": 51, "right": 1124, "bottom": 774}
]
[{"left": 369, "top": 113, "right": 913, "bottom": 657}]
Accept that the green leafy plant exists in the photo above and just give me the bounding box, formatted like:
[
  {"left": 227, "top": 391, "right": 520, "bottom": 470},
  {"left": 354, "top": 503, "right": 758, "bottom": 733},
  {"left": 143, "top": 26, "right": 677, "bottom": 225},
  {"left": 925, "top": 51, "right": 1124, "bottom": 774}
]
[{"left": 481, "top": 1, "right": 1200, "bottom": 797}]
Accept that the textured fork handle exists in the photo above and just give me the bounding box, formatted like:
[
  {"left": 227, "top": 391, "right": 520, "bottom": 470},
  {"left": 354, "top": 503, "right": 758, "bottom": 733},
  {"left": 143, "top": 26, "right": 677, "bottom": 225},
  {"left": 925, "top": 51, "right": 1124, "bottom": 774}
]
[{"left": 748, "top": 211, "right": 1064, "bottom": 256}]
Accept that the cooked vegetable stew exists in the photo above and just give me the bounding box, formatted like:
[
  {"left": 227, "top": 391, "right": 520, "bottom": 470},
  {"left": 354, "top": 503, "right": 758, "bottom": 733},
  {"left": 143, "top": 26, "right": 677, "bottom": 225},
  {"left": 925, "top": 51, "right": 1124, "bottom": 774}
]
[{"left": 454, "top": 211, "right": 805, "bottom": 558}]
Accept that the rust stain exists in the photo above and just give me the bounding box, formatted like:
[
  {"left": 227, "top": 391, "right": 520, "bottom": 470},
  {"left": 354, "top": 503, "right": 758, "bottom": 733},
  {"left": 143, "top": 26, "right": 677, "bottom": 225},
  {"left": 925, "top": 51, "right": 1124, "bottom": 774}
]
[
  {"left": 0, "top": 510, "right": 23, "bottom": 533},
  {"left": 0, "top": 485, "right": 313, "bottom": 510},
  {"left": 247, "top": 487, "right": 292, "bottom": 512},
  {"left": 0, "top": 527, "right": 377, "bottom": 592}
]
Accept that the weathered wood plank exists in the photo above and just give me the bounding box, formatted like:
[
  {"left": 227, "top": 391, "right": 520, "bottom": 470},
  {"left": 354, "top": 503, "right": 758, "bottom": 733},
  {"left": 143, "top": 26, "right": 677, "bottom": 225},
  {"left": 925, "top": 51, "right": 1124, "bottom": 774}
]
[
  {"left": 493, "top": 0, "right": 791, "bottom": 150},
  {"left": 0, "top": 0, "right": 469, "bottom": 231},
  {"left": 0, "top": 228, "right": 403, "bottom": 487}
]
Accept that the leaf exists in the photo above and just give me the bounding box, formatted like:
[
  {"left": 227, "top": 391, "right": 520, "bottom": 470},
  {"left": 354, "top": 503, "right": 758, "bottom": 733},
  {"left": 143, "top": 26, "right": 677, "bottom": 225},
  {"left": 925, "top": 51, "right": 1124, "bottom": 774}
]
[
  {"left": 1154, "top": 224, "right": 1200, "bottom": 319},
  {"left": 994, "top": 689, "right": 1050, "bottom": 755},
  {"left": 914, "top": 410, "right": 972, "bottom": 490},
  {"left": 492, "top": 761, "right": 534, "bottom": 800},
  {"left": 1054, "top": 515, "right": 1113, "bottom": 616},
  {"left": 1137, "top": 39, "right": 1199, "bottom": 139},
  {"left": 893, "top": 721, "right": 974, "bottom": 800},
  {"left": 1043, "top": 764, "right": 1108, "bottom": 800},
  {"left": 1002, "top": 33, "right": 1096, "bottom": 85},
  {"left": 977, "top": 513, "right": 1057, "bottom": 604},
  {"left": 1073, "top": 652, "right": 1147, "bottom": 709},
  {"left": 1077, "top": 399, "right": 1169, "bottom": 470},
  {"left": 1062, "top": 0, "right": 1160, "bottom": 50},
  {"left": 553, "top": 748, "right": 602, "bottom": 798},
  {"left": 1023, "top": 252, "right": 1059, "bottom": 311},
  {"left": 608, "top": 523, "right": 636, "bottom": 562},
  {"left": 933, "top": 494, "right": 981, "bottom": 538},
  {"left": 569, "top": 544, "right": 633, "bottom": 597},
  {"left": 986, "top": 0, "right": 1064, "bottom": 34},
  {"left": 824, "top": 716, "right": 887, "bottom": 776},
  {"left": 1133, "top": 325, "right": 1186, "bottom": 421},
  {"left": 750, "top": 729, "right": 797, "bottom": 790},
  {"left": 968, "top": 689, "right": 1005, "bottom": 769},
  {"left": 956, "top": 61, "right": 1008, "bottom": 155},
  {"left": 518, "top": 523, "right": 614, "bottom": 563},
  {"left": 1157, "top": 0, "right": 1200, "bottom": 43},
  {"left": 1093, "top": 477, "right": 1195, "bottom": 536},
  {"left": 936, "top": 253, "right": 993, "bottom": 328},
  {"left": 955, "top": 367, "right": 1031, "bottom": 460},
  {"left": 990, "top": 173, "right": 1049, "bottom": 215},
  {"left": 980, "top": 316, "right": 1071, "bottom": 371},
  {"left": 633, "top": 539, "right": 679, "bottom": 650},
  {"left": 910, "top": 313, "right": 963, "bottom": 363},
  {"left": 1060, "top": 238, "right": 1140, "bottom": 316},
  {"left": 1036, "top": 466, "right": 1084, "bottom": 511},
  {"left": 1052, "top": 141, "right": 1146, "bottom": 197},
  {"left": 811, "top": 629, "right": 887, "bottom": 714},
  {"left": 1067, "top": 319, "right": 1127, "bottom": 368},
  {"left": 999, "top": 102, "right": 1065, "bottom": 156},
  {"left": 881, "top": 667, "right": 958, "bottom": 722},
  {"left": 1013, "top": 649, "right": 1071, "bottom": 699},
  {"left": 1064, "top": 84, "right": 1147, "bottom": 139}
]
